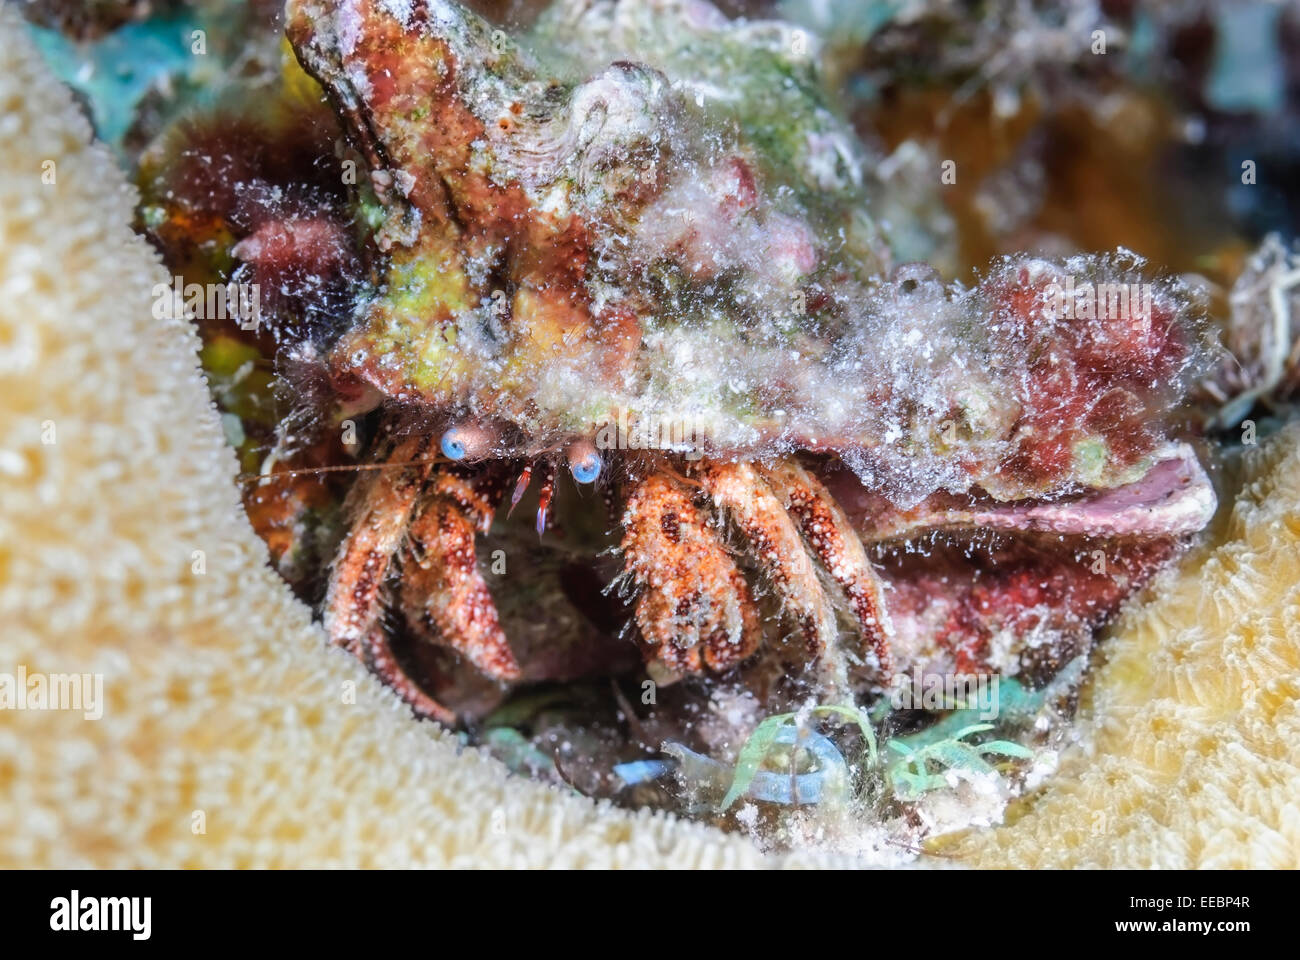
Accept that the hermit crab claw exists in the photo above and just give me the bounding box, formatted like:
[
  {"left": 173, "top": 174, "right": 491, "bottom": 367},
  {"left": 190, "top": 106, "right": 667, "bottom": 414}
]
[
  {"left": 323, "top": 429, "right": 520, "bottom": 720},
  {"left": 616, "top": 457, "right": 897, "bottom": 699},
  {"left": 620, "top": 470, "right": 762, "bottom": 679}
]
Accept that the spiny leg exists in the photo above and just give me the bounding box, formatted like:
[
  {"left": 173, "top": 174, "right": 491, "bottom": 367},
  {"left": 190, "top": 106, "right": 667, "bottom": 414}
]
[
  {"left": 401, "top": 466, "right": 521, "bottom": 681},
  {"left": 763, "top": 460, "right": 896, "bottom": 677},
  {"left": 323, "top": 434, "right": 434, "bottom": 652},
  {"left": 621, "top": 471, "right": 761, "bottom": 676},
  {"left": 358, "top": 626, "right": 457, "bottom": 725},
  {"left": 633, "top": 589, "right": 702, "bottom": 675},
  {"left": 696, "top": 461, "right": 838, "bottom": 662}
]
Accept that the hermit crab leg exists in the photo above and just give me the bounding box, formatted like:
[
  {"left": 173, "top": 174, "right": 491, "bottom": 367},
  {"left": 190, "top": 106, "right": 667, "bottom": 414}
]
[
  {"left": 621, "top": 472, "right": 761, "bottom": 675},
  {"left": 696, "top": 462, "right": 839, "bottom": 661},
  {"left": 323, "top": 434, "right": 435, "bottom": 652},
  {"left": 633, "top": 590, "right": 702, "bottom": 675},
  {"left": 402, "top": 468, "right": 521, "bottom": 682},
  {"left": 762, "top": 461, "right": 896, "bottom": 677},
  {"left": 358, "top": 626, "right": 457, "bottom": 725}
]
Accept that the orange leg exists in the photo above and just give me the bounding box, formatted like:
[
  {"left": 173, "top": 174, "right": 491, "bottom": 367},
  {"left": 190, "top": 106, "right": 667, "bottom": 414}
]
[
  {"left": 621, "top": 471, "right": 761, "bottom": 676},
  {"left": 359, "top": 626, "right": 457, "bottom": 725},
  {"left": 323, "top": 434, "right": 434, "bottom": 651},
  {"left": 697, "top": 461, "right": 838, "bottom": 660},
  {"left": 401, "top": 468, "right": 521, "bottom": 682},
  {"left": 763, "top": 461, "right": 895, "bottom": 677}
]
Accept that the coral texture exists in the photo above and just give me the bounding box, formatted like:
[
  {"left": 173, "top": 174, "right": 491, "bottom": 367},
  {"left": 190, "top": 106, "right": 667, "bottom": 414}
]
[{"left": 959, "top": 426, "right": 1300, "bottom": 868}]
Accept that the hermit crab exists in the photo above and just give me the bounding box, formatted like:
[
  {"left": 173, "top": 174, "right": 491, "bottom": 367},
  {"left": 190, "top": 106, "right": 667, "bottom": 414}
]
[{"left": 135, "top": 0, "right": 1216, "bottom": 727}]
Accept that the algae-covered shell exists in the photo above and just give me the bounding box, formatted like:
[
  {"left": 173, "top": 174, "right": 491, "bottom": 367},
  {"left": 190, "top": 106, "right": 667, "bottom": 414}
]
[
  {"left": 285, "top": 0, "right": 1201, "bottom": 513},
  {"left": 285, "top": 1, "right": 892, "bottom": 442}
]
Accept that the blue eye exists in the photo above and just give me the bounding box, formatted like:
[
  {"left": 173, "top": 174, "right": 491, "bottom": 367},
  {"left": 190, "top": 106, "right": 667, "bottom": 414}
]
[
  {"left": 570, "top": 452, "right": 601, "bottom": 484},
  {"left": 441, "top": 430, "right": 467, "bottom": 460}
]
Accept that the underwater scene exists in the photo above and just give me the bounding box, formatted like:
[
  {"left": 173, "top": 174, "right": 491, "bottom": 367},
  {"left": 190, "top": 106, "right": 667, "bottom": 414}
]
[{"left": 20, "top": 0, "right": 1300, "bottom": 862}]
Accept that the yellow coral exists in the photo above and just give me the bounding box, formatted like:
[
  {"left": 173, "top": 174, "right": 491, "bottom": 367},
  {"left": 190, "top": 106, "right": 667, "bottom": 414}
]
[{"left": 957, "top": 431, "right": 1300, "bottom": 868}]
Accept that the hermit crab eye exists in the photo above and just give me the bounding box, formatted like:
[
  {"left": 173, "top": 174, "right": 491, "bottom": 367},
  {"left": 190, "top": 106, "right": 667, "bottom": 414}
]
[
  {"left": 440, "top": 429, "right": 468, "bottom": 460},
  {"left": 440, "top": 422, "right": 501, "bottom": 462},
  {"left": 567, "top": 442, "right": 602, "bottom": 484},
  {"left": 572, "top": 456, "right": 601, "bottom": 484},
  {"left": 438, "top": 422, "right": 499, "bottom": 462}
]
